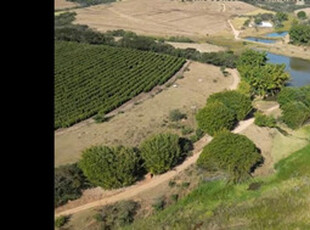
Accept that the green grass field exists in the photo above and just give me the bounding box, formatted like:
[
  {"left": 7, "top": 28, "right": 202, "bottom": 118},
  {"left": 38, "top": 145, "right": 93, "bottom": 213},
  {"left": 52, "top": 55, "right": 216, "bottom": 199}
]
[
  {"left": 55, "top": 41, "right": 185, "bottom": 129},
  {"left": 125, "top": 143, "right": 310, "bottom": 229}
]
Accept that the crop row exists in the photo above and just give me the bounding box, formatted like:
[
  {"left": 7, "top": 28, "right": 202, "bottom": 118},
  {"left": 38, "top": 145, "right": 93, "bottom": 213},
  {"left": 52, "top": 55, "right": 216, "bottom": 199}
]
[{"left": 55, "top": 41, "right": 185, "bottom": 129}]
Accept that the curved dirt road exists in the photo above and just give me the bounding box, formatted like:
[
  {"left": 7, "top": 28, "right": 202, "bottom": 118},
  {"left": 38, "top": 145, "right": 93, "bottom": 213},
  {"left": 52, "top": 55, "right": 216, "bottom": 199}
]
[
  {"left": 55, "top": 72, "right": 278, "bottom": 217},
  {"left": 55, "top": 70, "right": 242, "bottom": 217}
]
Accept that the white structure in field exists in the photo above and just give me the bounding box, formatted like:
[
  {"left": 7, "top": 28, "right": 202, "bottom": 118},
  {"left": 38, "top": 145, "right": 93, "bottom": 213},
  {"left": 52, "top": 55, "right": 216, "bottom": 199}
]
[
  {"left": 249, "top": 21, "right": 273, "bottom": 28},
  {"left": 258, "top": 21, "right": 273, "bottom": 28}
]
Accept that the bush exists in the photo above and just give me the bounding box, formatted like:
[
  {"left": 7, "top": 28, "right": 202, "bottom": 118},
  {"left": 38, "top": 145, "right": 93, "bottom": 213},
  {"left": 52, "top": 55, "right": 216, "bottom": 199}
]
[
  {"left": 55, "top": 163, "right": 91, "bottom": 207},
  {"left": 140, "top": 133, "right": 182, "bottom": 174},
  {"left": 207, "top": 90, "right": 253, "bottom": 121},
  {"left": 197, "top": 130, "right": 262, "bottom": 183},
  {"left": 152, "top": 197, "right": 165, "bottom": 211},
  {"left": 237, "top": 80, "right": 252, "bottom": 97},
  {"left": 196, "top": 101, "right": 236, "bottom": 136},
  {"left": 254, "top": 111, "right": 277, "bottom": 128},
  {"left": 170, "top": 194, "right": 179, "bottom": 202},
  {"left": 78, "top": 145, "right": 141, "bottom": 189},
  {"left": 169, "top": 109, "right": 187, "bottom": 122},
  {"left": 277, "top": 86, "right": 310, "bottom": 108},
  {"left": 181, "top": 126, "right": 194, "bottom": 135},
  {"left": 297, "top": 11, "right": 307, "bottom": 20},
  {"left": 55, "top": 215, "right": 70, "bottom": 228},
  {"left": 281, "top": 102, "right": 310, "bottom": 129},
  {"left": 289, "top": 23, "right": 310, "bottom": 45},
  {"left": 94, "top": 200, "right": 139, "bottom": 228}
]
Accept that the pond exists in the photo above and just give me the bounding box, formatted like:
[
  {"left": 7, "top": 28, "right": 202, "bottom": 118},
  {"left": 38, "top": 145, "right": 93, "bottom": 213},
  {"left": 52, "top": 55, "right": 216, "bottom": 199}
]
[
  {"left": 265, "top": 31, "right": 288, "bottom": 38},
  {"left": 266, "top": 52, "right": 310, "bottom": 87},
  {"left": 245, "top": 37, "right": 276, "bottom": 44},
  {"left": 245, "top": 31, "right": 288, "bottom": 44}
]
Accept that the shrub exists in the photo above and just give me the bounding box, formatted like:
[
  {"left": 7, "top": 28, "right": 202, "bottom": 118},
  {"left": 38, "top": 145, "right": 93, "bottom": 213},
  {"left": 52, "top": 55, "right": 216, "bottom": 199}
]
[
  {"left": 254, "top": 111, "right": 277, "bottom": 128},
  {"left": 152, "top": 197, "right": 165, "bottom": 211},
  {"left": 170, "top": 194, "right": 179, "bottom": 202},
  {"left": 196, "top": 101, "right": 236, "bottom": 136},
  {"left": 237, "top": 80, "right": 252, "bottom": 97},
  {"left": 55, "top": 215, "right": 70, "bottom": 228},
  {"left": 181, "top": 126, "right": 194, "bottom": 135},
  {"left": 169, "top": 109, "right": 187, "bottom": 122},
  {"left": 281, "top": 102, "right": 310, "bottom": 129},
  {"left": 289, "top": 23, "right": 310, "bottom": 45},
  {"left": 78, "top": 145, "right": 141, "bottom": 189},
  {"left": 197, "top": 130, "right": 262, "bottom": 183},
  {"left": 94, "top": 200, "right": 139, "bottom": 228},
  {"left": 179, "top": 137, "right": 194, "bottom": 155},
  {"left": 207, "top": 90, "right": 253, "bottom": 121},
  {"left": 140, "top": 133, "right": 182, "bottom": 174},
  {"left": 297, "top": 11, "right": 307, "bottom": 20},
  {"left": 93, "top": 113, "right": 108, "bottom": 123},
  {"left": 277, "top": 86, "right": 310, "bottom": 108},
  {"left": 55, "top": 163, "right": 91, "bottom": 207}
]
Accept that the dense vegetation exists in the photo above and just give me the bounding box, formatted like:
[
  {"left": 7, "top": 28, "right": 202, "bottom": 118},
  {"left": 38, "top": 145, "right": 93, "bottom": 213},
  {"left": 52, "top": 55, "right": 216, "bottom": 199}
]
[
  {"left": 55, "top": 163, "right": 92, "bottom": 207},
  {"left": 197, "top": 130, "right": 262, "bottom": 183},
  {"left": 139, "top": 133, "right": 182, "bottom": 175},
  {"left": 237, "top": 50, "right": 290, "bottom": 97},
  {"left": 55, "top": 41, "right": 185, "bottom": 128},
  {"left": 196, "top": 101, "right": 236, "bottom": 136},
  {"left": 277, "top": 86, "right": 310, "bottom": 129},
  {"left": 281, "top": 102, "right": 310, "bottom": 129},
  {"left": 125, "top": 144, "right": 310, "bottom": 229},
  {"left": 240, "top": 0, "right": 310, "bottom": 12},
  {"left": 55, "top": 215, "right": 70, "bottom": 228},
  {"left": 206, "top": 90, "right": 253, "bottom": 121},
  {"left": 55, "top": 12, "right": 239, "bottom": 68},
  {"left": 277, "top": 85, "right": 310, "bottom": 108},
  {"left": 289, "top": 22, "right": 310, "bottom": 45},
  {"left": 94, "top": 200, "right": 139, "bottom": 229},
  {"left": 78, "top": 145, "right": 141, "bottom": 189},
  {"left": 254, "top": 111, "right": 277, "bottom": 128},
  {"left": 297, "top": 11, "right": 308, "bottom": 20}
]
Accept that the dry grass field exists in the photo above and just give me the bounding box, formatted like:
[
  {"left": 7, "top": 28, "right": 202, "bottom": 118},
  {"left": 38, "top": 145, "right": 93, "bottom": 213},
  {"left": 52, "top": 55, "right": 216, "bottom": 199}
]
[
  {"left": 55, "top": 62, "right": 234, "bottom": 167},
  {"left": 72, "top": 0, "right": 257, "bottom": 38},
  {"left": 55, "top": 0, "right": 79, "bottom": 10},
  {"left": 166, "top": 41, "right": 227, "bottom": 52}
]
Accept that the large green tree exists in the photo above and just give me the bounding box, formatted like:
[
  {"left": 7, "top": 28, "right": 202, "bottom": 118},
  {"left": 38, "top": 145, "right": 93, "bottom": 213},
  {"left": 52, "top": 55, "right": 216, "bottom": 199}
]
[
  {"left": 139, "top": 133, "right": 182, "bottom": 175},
  {"left": 206, "top": 90, "right": 253, "bottom": 121},
  {"left": 78, "top": 145, "right": 141, "bottom": 189},
  {"left": 289, "top": 23, "right": 310, "bottom": 45},
  {"left": 237, "top": 50, "right": 290, "bottom": 97},
  {"left": 196, "top": 101, "right": 236, "bottom": 136},
  {"left": 197, "top": 130, "right": 262, "bottom": 183}
]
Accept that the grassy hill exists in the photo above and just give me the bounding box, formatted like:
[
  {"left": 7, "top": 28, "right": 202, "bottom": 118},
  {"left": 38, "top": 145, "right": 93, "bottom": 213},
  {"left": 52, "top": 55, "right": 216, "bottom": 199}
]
[{"left": 125, "top": 142, "right": 310, "bottom": 229}]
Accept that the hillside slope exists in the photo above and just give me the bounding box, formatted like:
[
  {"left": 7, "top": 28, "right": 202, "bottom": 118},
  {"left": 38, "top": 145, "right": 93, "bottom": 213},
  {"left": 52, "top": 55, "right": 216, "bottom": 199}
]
[{"left": 125, "top": 143, "right": 310, "bottom": 229}]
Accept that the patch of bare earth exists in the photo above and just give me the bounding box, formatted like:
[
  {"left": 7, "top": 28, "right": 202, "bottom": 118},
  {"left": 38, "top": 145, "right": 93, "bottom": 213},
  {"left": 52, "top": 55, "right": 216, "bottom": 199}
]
[
  {"left": 55, "top": 0, "right": 80, "bottom": 10},
  {"left": 73, "top": 0, "right": 257, "bottom": 39},
  {"left": 166, "top": 42, "right": 227, "bottom": 52}
]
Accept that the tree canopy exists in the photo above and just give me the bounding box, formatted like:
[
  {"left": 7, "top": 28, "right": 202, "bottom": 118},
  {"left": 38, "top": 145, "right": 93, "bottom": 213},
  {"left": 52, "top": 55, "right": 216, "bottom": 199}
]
[
  {"left": 197, "top": 130, "right": 262, "bottom": 183},
  {"left": 78, "top": 145, "right": 141, "bottom": 189}
]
